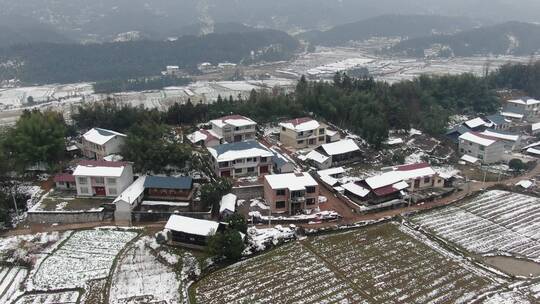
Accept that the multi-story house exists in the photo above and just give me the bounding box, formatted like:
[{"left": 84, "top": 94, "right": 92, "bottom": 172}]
[
  {"left": 279, "top": 117, "right": 327, "bottom": 149},
  {"left": 504, "top": 98, "right": 540, "bottom": 122},
  {"left": 210, "top": 115, "right": 257, "bottom": 143},
  {"left": 264, "top": 172, "right": 320, "bottom": 215},
  {"left": 187, "top": 129, "right": 223, "bottom": 147},
  {"left": 458, "top": 132, "right": 505, "bottom": 164},
  {"left": 207, "top": 140, "right": 274, "bottom": 178},
  {"left": 82, "top": 128, "right": 127, "bottom": 159},
  {"left": 73, "top": 160, "right": 134, "bottom": 197}
]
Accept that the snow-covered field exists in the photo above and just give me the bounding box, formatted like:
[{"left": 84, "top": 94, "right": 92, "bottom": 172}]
[
  {"left": 109, "top": 237, "right": 182, "bottom": 304},
  {"left": 31, "top": 229, "right": 137, "bottom": 290},
  {"left": 0, "top": 83, "right": 93, "bottom": 110},
  {"left": 412, "top": 190, "right": 540, "bottom": 262},
  {"left": 14, "top": 291, "right": 79, "bottom": 304},
  {"left": 194, "top": 222, "right": 497, "bottom": 303},
  {"left": 0, "top": 266, "right": 28, "bottom": 303}
]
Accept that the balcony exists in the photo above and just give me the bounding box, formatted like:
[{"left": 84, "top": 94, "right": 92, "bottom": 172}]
[{"left": 291, "top": 196, "right": 306, "bottom": 203}]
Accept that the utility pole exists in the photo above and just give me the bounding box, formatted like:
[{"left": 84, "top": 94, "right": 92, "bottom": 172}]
[{"left": 11, "top": 191, "right": 18, "bottom": 217}]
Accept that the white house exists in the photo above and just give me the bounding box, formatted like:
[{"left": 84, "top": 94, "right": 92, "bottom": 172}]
[
  {"left": 210, "top": 115, "right": 257, "bottom": 143},
  {"left": 504, "top": 98, "right": 540, "bottom": 122},
  {"left": 480, "top": 129, "right": 521, "bottom": 151},
  {"left": 165, "top": 215, "right": 222, "bottom": 248},
  {"left": 82, "top": 128, "right": 127, "bottom": 159},
  {"left": 187, "top": 129, "right": 223, "bottom": 147},
  {"left": 207, "top": 140, "right": 274, "bottom": 178},
  {"left": 279, "top": 117, "right": 327, "bottom": 149},
  {"left": 113, "top": 175, "right": 147, "bottom": 221},
  {"left": 73, "top": 160, "right": 134, "bottom": 197},
  {"left": 219, "top": 193, "right": 237, "bottom": 218},
  {"left": 458, "top": 132, "right": 505, "bottom": 164}
]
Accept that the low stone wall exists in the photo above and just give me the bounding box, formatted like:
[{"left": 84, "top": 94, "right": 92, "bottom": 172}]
[
  {"left": 27, "top": 210, "right": 105, "bottom": 224},
  {"left": 232, "top": 185, "right": 264, "bottom": 200},
  {"left": 131, "top": 211, "right": 212, "bottom": 222}
]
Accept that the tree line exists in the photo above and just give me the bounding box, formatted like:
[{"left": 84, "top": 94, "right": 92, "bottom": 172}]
[{"left": 93, "top": 76, "right": 192, "bottom": 94}]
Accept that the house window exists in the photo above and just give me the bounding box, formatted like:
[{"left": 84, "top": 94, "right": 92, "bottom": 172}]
[
  {"left": 275, "top": 201, "right": 286, "bottom": 209},
  {"left": 480, "top": 146, "right": 485, "bottom": 151},
  {"left": 282, "top": 127, "right": 286, "bottom": 131},
  {"left": 234, "top": 159, "right": 245, "bottom": 164},
  {"left": 235, "top": 168, "right": 243, "bottom": 174},
  {"left": 246, "top": 157, "right": 254, "bottom": 162},
  {"left": 219, "top": 162, "right": 229, "bottom": 168},
  {"left": 478, "top": 154, "right": 484, "bottom": 160},
  {"left": 306, "top": 198, "right": 315, "bottom": 205},
  {"left": 247, "top": 167, "right": 255, "bottom": 173},
  {"left": 260, "top": 157, "right": 267, "bottom": 162},
  {"left": 107, "top": 178, "right": 116, "bottom": 185},
  {"left": 305, "top": 186, "right": 316, "bottom": 193},
  {"left": 299, "top": 131, "right": 304, "bottom": 136},
  {"left": 297, "top": 140, "right": 304, "bottom": 144},
  {"left": 276, "top": 189, "right": 286, "bottom": 196},
  {"left": 94, "top": 177, "right": 105, "bottom": 184},
  {"left": 77, "top": 177, "right": 88, "bottom": 185},
  {"left": 109, "top": 188, "right": 117, "bottom": 195},
  {"left": 319, "top": 136, "right": 325, "bottom": 142},
  {"left": 80, "top": 187, "right": 89, "bottom": 194},
  {"left": 58, "top": 181, "right": 65, "bottom": 186},
  {"left": 469, "top": 142, "right": 473, "bottom": 146},
  {"left": 424, "top": 177, "right": 430, "bottom": 183},
  {"left": 319, "top": 128, "right": 325, "bottom": 135}
]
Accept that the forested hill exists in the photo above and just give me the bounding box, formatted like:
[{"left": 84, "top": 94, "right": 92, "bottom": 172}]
[
  {"left": 390, "top": 21, "right": 540, "bottom": 57},
  {"left": 0, "top": 30, "right": 300, "bottom": 84},
  {"left": 0, "top": 17, "right": 72, "bottom": 49},
  {"left": 298, "top": 15, "right": 478, "bottom": 46}
]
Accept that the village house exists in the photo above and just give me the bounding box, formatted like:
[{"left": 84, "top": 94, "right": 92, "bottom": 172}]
[
  {"left": 485, "top": 114, "right": 511, "bottom": 131},
  {"left": 187, "top": 129, "right": 223, "bottom": 147},
  {"left": 81, "top": 128, "right": 127, "bottom": 160},
  {"left": 165, "top": 215, "right": 224, "bottom": 249},
  {"left": 307, "top": 139, "right": 361, "bottom": 169},
  {"left": 279, "top": 117, "right": 327, "bottom": 149},
  {"left": 325, "top": 129, "right": 341, "bottom": 143},
  {"left": 53, "top": 173, "right": 76, "bottom": 191},
  {"left": 342, "top": 173, "right": 408, "bottom": 206},
  {"left": 480, "top": 129, "right": 521, "bottom": 151},
  {"left": 264, "top": 172, "right": 320, "bottom": 215},
  {"left": 210, "top": 115, "right": 257, "bottom": 143},
  {"left": 531, "top": 122, "right": 540, "bottom": 135},
  {"left": 458, "top": 132, "right": 505, "bottom": 164},
  {"left": 446, "top": 125, "right": 471, "bottom": 144},
  {"left": 271, "top": 150, "right": 295, "bottom": 174},
  {"left": 504, "top": 98, "right": 540, "bottom": 122},
  {"left": 384, "top": 163, "right": 445, "bottom": 192},
  {"left": 463, "top": 117, "right": 489, "bottom": 131},
  {"left": 208, "top": 140, "right": 274, "bottom": 178},
  {"left": 113, "top": 175, "right": 147, "bottom": 222},
  {"left": 143, "top": 176, "right": 195, "bottom": 202},
  {"left": 317, "top": 167, "right": 345, "bottom": 187},
  {"left": 73, "top": 160, "right": 134, "bottom": 197}
]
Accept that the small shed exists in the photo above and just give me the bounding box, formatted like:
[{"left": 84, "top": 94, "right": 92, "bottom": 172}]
[
  {"left": 219, "top": 193, "right": 237, "bottom": 218},
  {"left": 53, "top": 173, "right": 76, "bottom": 190},
  {"left": 165, "top": 215, "right": 223, "bottom": 248}
]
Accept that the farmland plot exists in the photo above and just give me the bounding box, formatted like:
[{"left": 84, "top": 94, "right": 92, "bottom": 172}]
[
  {"left": 14, "top": 291, "right": 79, "bottom": 304},
  {"left": 194, "top": 223, "right": 497, "bottom": 304},
  {"left": 411, "top": 190, "right": 540, "bottom": 262},
  {"left": 109, "top": 237, "right": 182, "bottom": 304},
  {"left": 31, "top": 229, "right": 137, "bottom": 290},
  {"left": 0, "top": 266, "right": 28, "bottom": 303}
]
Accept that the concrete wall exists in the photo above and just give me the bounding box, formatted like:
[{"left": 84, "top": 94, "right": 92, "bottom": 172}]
[
  {"left": 232, "top": 184, "right": 264, "bottom": 200},
  {"left": 459, "top": 140, "right": 505, "bottom": 164},
  {"left": 27, "top": 210, "right": 105, "bottom": 224}
]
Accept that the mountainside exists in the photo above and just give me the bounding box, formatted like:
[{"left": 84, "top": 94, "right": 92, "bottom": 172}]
[
  {"left": 298, "top": 15, "right": 479, "bottom": 46},
  {"left": 0, "top": 30, "right": 300, "bottom": 84},
  {"left": 389, "top": 21, "right": 540, "bottom": 57},
  {"left": 1, "top": 0, "right": 540, "bottom": 42},
  {"left": 0, "top": 16, "right": 72, "bottom": 48}
]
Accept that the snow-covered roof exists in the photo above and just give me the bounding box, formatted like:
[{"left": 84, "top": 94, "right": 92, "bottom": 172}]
[
  {"left": 526, "top": 147, "right": 540, "bottom": 155},
  {"left": 211, "top": 115, "right": 256, "bottom": 128},
  {"left": 385, "top": 137, "right": 404, "bottom": 145},
  {"left": 208, "top": 140, "right": 273, "bottom": 162},
  {"left": 365, "top": 171, "right": 403, "bottom": 190},
  {"left": 187, "top": 129, "right": 222, "bottom": 144},
  {"left": 459, "top": 132, "right": 498, "bottom": 147},
  {"left": 165, "top": 215, "right": 220, "bottom": 236},
  {"left": 219, "top": 193, "right": 237, "bottom": 213},
  {"left": 279, "top": 117, "right": 320, "bottom": 132},
  {"left": 394, "top": 163, "right": 437, "bottom": 180},
  {"left": 113, "top": 176, "right": 146, "bottom": 205},
  {"left": 319, "top": 174, "right": 339, "bottom": 186},
  {"left": 524, "top": 141, "right": 540, "bottom": 149},
  {"left": 320, "top": 139, "right": 360, "bottom": 156},
  {"left": 103, "top": 154, "right": 124, "bottom": 162},
  {"left": 392, "top": 181, "right": 409, "bottom": 191},
  {"left": 464, "top": 117, "right": 487, "bottom": 129},
  {"left": 532, "top": 122, "right": 540, "bottom": 131},
  {"left": 305, "top": 150, "right": 330, "bottom": 164},
  {"left": 507, "top": 98, "right": 540, "bottom": 105},
  {"left": 341, "top": 182, "right": 370, "bottom": 198},
  {"left": 317, "top": 167, "right": 345, "bottom": 177},
  {"left": 461, "top": 154, "right": 480, "bottom": 164},
  {"left": 325, "top": 129, "right": 338, "bottom": 137},
  {"left": 481, "top": 129, "right": 520, "bottom": 142},
  {"left": 265, "top": 172, "right": 317, "bottom": 191},
  {"left": 73, "top": 161, "right": 129, "bottom": 177},
  {"left": 83, "top": 128, "right": 126, "bottom": 146},
  {"left": 516, "top": 180, "right": 533, "bottom": 189},
  {"left": 501, "top": 112, "right": 524, "bottom": 119}
]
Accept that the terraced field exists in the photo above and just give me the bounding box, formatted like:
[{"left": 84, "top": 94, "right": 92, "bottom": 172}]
[
  {"left": 0, "top": 266, "right": 28, "bottom": 303},
  {"left": 194, "top": 223, "right": 498, "bottom": 304},
  {"left": 412, "top": 190, "right": 540, "bottom": 261}
]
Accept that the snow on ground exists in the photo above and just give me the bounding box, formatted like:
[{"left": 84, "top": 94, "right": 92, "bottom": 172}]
[
  {"left": 195, "top": 222, "right": 498, "bottom": 304},
  {"left": 14, "top": 291, "right": 79, "bottom": 304},
  {"left": 109, "top": 237, "right": 182, "bottom": 304},
  {"left": 412, "top": 190, "right": 540, "bottom": 262},
  {"left": 0, "top": 265, "right": 28, "bottom": 303},
  {"left": 31, "top": 229, "right": 137, "bottom": 290},
  {"left": 0, "top": 231, "right": 69, "bottom": 265},
  {"left": 244, "top": 226, "right": 296, "bottom": 253}
]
